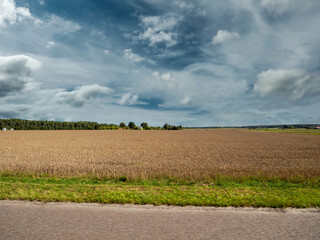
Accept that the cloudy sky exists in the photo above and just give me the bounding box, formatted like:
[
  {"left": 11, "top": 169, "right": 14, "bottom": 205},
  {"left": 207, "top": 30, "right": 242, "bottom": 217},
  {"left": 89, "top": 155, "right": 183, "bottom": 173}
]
[{"left": 0, "top": 0, "right": 319, "bottom": 126}]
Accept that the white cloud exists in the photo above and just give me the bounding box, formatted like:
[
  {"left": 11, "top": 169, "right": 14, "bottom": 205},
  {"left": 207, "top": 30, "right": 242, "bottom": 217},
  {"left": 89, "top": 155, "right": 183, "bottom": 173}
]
[
  {"left": 152, "top": 71, "right": 172, "bottom": 81},
  {"left": 56, "top": 84, "right": 110, "bottom": 107},
  {"left": 123, "top": 49, "right": 155, "bottom": 64},
  {"left": 0, "top": 0, "right": 33, "bottom": 27},
  {"left": 180, "top": 96, "right": 191, "bottom": 105},
  {"left": 117, "top": 92, "right": 140, "bottom": 105},
  {"left": 103, "top": 49, "right": 110, "bottom": 55},
  {"left": 37, "top": 0, "right": 45, "bottom": 6},
  {"left": 151, "top": 71, "right": 160, "bottom": 78},
  {"left": 124, "top": 49, "right": 144, "bottom": 62},
  {"left": 46, "top": 41, "right": 56, "bottom": 48},
  {"left": 175, "top": 1, "right": 194, "bottom": 10},
  {"left": 43, "top": 15, "right": 81, "bottom": 33},
  {"left": 90, "top": 30, "right": 106, "bottom": 39},
  {"left": 254, "top": 69, "right": 320, "bottom": 100},
  {"left": 161, "top": 72, "right": 171, "bottom": 81},
  {"left": 138, "top": 15, "right": 178, "bottom": 47},
  {"left": 0, "top": 55, "right": 40, "bottom": 96},
  {"left": 141, "top": 15, "right": 177, "bottom": 31},
  {"left": 212, "top": 30, "right": 240, "bottom": 44},
  {"left": 152, "top": 71, "right": 175, "bottom": 88}
]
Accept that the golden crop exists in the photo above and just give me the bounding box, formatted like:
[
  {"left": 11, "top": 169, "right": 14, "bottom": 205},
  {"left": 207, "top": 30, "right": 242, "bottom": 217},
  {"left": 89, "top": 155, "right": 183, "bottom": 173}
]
[{"left": 0, "top": 129, "right": 319, "bottom": 180}]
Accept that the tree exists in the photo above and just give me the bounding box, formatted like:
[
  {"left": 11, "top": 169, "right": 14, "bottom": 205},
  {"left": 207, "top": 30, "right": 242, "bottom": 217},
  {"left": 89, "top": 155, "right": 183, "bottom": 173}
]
[
  {"left": 119, "top": 122, "right": 126, "bottom": 128},
  {"left": 128, "top": 121, "right": 136, "bottom": 129},
  {"left": 140, "top": 122, "right": 148, "bottom": 129},
  {"left": 163, "top": 123, "right": 169, "bottom": 130}
]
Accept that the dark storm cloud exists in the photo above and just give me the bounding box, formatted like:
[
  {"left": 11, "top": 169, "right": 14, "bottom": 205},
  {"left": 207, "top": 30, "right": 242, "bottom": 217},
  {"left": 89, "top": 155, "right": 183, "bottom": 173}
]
[
  {"left": 0, "top": 55, "right": 40, "bottom": 97},
  {"left": 0, "top": 110, "right": 20, "bottom": 118}
]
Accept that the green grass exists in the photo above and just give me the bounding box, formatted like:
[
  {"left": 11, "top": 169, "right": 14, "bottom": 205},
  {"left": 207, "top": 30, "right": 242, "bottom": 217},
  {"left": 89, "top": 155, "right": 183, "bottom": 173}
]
[
  {"left": 253, "top": 128, "right": 320, "bottom": 135},
  {"left": 1, "top": 174, "right": 319, "bottom": 208}
]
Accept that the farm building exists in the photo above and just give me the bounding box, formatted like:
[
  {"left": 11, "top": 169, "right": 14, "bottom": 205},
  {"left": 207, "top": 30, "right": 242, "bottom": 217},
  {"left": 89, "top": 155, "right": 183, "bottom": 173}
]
[{"left": 2, "top": 128, "right": 6, "bottom": 131}]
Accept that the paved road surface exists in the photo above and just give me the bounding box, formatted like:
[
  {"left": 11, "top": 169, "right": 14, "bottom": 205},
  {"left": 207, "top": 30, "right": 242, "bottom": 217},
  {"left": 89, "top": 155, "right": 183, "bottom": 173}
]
[{"left": 0, "top": 201, "right": 319, "bottom": 240}]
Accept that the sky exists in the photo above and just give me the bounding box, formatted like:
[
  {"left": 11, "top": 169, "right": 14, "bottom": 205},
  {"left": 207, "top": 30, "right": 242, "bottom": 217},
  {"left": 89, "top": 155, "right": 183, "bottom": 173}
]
[{"left": 0, "top": 0, "right": 319, "bottom": 127}]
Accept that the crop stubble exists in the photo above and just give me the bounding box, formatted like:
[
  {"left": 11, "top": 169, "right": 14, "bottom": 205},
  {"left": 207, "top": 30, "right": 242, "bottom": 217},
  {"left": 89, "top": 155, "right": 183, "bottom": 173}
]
[{"left": 0, "top": 129, "right": 319, "bottom": 180}]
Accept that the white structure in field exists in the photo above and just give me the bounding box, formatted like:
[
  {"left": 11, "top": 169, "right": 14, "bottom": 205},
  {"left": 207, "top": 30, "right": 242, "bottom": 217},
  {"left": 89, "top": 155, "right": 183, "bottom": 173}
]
[
  {"left": 11, "top": 128, "right": 14, "bottom": 131},
  {"left": 2, "top": 128, "right": 6, "bottom": 131}
]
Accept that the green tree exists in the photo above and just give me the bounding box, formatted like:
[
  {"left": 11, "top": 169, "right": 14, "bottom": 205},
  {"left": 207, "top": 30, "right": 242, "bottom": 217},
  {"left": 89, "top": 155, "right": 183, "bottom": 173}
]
[
  {"left": 128, "top": 122, "right": 136, "bottom": 129},
  {"left": 119, "top": 122, "right": 126, "bottom": 128},
  {"left": 140, "top": 122, "right": 148, "bottom": 129}
]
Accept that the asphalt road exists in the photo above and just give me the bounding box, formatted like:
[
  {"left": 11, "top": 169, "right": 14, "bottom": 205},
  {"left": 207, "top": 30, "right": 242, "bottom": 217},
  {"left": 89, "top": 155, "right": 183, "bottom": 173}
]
[{"left": 0, "top": 201, "right": 319, "bottom": 240}]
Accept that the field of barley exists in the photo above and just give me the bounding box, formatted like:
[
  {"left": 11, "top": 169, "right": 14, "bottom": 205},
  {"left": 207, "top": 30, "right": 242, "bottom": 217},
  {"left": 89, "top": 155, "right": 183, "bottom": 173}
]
[{"left": 0, "top": 129, "right": 319, "bottom": 180}]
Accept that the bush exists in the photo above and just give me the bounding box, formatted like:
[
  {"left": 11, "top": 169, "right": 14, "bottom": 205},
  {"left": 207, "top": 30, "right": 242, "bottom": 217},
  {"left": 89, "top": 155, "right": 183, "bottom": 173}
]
[
  {"left": 118, "top": 176, "right": 127, "bottom": 182},
  {"left": 163, "top": 123, "right": 183, "bottom": 130}
]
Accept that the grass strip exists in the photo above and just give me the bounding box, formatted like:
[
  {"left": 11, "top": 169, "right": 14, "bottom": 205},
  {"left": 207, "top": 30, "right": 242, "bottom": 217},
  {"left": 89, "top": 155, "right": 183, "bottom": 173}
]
[
  {"left": 253, "top": 128, "right": 320, "bottom": 135},
  {"left": 0, "top": 175, "right": 319, "bottom": 208}
]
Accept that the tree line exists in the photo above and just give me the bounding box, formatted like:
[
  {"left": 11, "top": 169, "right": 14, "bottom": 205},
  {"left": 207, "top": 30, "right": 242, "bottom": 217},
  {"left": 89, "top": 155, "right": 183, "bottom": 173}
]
[{"left": 0, "top": 118, "right": 183, "bottom": 130}]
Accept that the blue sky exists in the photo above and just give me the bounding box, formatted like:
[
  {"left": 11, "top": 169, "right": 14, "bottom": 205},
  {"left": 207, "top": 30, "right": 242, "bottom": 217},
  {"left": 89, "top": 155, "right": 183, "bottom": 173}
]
[{"left": 0, "top": 0, "right": 319, "bottom": 126}]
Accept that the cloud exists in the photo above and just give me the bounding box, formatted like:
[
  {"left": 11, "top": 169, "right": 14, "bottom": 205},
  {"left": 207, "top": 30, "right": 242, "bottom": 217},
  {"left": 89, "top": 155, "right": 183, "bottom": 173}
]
[
  {"left": 123, "top": 49, "right": 154, "bottom": 64},
  {"left": 152, "top": 71, "right": 175, "bottom": 88},
  {"left": 212, "top": 30, "right": 240, "bottom": 44},
  {"left": 43, "top": 15, "right": 81, "bottom": 33},
  {"left": 103, "top": 50, "right": 109, "bottom": 55},
  {"left": 161, "top": 72, "right": 171, "bottom": 81},
  {"left": 117, "top": 92, "right": 140, "bottom": 105},
  {"left": 123, "top": 49, "right": 144, "bottom": 62},
  {"left": 254, "top": 69, "right": 320, "bottom": 100},
  {"left": 55, "top": 84, "right": 111, "bottom": 107},
  {"left": 46, "top": 41, "right": 56, "bottom": 48},
  {"left": 260, "top": 0, "right": 291, "bottom": 15},
  {"left": 180, "top": 96, "right": 191, "bottom": 105},
  {"left": 0, "top": 0, "right": 33, "bottom": 27},
  {"left": 175, "top": 1, "right": 194, "bottom": 11},
  {"left": 0, "top": 55, "right": 40, "bottom": 97},
  {"left": 0, "top": 110, "right": 20, "bottom": 118},
  {"left": 90, "top": 30, "right": 106, "bottom": 39},
  {"left": 138, "top": 15, "right": 178, "bottom": 47},
  {"left": 37, "top": 0, "right": 45, "bottom": 6},
  {"left": 152, "top": 71, "right": 172, "bottom": 81}
]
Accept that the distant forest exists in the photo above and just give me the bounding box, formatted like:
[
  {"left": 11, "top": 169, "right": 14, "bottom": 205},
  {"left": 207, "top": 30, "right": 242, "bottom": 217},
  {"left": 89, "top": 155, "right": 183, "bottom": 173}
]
[
  {"left": 187, "top": 124, "right": 320, "bottom": 129},
  {"left": 1, "top": 118, "right": 318, "bottom": 131},
  {"left": 0, "top": 118, "right": 183, "bottom": 130}
]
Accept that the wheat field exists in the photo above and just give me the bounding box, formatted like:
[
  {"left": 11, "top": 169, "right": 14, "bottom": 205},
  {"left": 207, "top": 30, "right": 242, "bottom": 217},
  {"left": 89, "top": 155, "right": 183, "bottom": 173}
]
[{"left": 0, "top": 129, "right": 319, "bottom": 180}]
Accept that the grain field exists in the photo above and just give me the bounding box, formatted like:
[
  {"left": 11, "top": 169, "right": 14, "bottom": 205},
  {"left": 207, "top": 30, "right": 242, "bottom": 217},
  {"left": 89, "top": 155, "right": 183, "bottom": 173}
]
[{"left": 0, "top": 129, "right": 319, "bottom": 180}]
